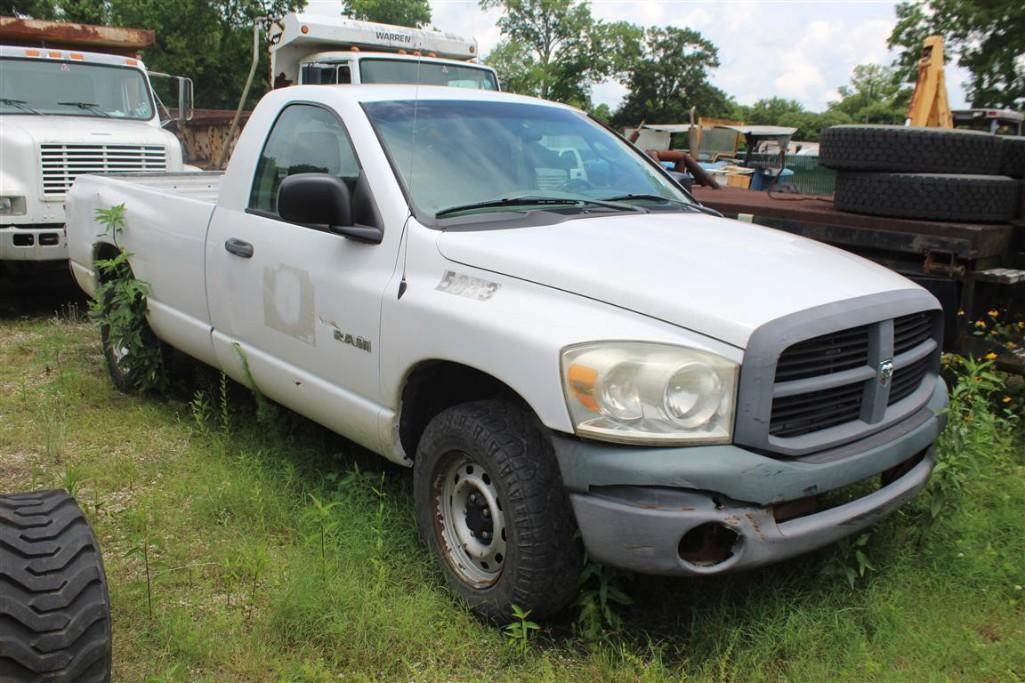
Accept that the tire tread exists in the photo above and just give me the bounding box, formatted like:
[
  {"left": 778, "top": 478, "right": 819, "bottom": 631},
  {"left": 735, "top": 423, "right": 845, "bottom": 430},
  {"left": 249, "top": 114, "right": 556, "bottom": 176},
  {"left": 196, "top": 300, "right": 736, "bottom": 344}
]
[
  {"left": 819, "top": 125, "right": 1003, "bottom": 174},
  {"left": 0, "top": 490, "right": 112, "bottom": 683}
]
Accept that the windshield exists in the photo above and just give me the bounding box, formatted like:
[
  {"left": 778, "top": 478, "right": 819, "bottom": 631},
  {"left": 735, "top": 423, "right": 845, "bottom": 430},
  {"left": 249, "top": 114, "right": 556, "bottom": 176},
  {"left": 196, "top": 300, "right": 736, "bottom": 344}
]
[
  {"left": 363, "top": 99, "right": 693, "bottom": 220},
  {"left": 359, "top": 59, "right": 499, "bottom": 90},
  {"left": 0, "top": 58, "right": 154, "bottom": 120}
]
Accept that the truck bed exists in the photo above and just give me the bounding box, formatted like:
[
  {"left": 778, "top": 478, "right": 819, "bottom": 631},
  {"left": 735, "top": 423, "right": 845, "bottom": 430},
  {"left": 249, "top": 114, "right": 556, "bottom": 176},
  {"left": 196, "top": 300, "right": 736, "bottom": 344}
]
[
  {"left": 99, "top": 171, "right": 223, "bottom": 204},
  {"left": 691, "top": 186, "right": 1015, "bottom": 261}
]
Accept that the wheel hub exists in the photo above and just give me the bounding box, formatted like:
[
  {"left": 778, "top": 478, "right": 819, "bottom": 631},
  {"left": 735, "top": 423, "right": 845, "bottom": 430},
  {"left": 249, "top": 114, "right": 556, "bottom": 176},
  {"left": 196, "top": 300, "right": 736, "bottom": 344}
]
[{"left": 464, "top": 491, "right": 493, "bottom": 541}]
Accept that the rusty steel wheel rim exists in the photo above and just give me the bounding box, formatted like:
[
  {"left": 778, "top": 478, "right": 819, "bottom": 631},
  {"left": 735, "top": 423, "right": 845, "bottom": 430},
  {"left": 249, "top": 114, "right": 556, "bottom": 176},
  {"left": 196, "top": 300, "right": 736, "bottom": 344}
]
[{"left": 432, "top": 451, "right": 507, "bottom": 587}]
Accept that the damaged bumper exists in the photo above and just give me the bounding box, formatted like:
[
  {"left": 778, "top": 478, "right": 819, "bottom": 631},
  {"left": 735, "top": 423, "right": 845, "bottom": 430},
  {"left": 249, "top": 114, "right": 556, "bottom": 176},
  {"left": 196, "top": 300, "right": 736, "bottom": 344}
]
[{"left": 552, "top": 381, "right": 946, "bottom": 576}]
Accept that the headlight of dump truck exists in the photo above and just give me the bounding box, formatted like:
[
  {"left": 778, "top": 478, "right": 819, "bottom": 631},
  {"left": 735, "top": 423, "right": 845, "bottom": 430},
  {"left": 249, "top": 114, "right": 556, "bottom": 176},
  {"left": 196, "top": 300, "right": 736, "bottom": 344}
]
[
  {"left": 0, "top": 197, "right": 26, "bottom": 215},
  {"left": 561, "top": 342, "right": 738, "bottom": 445}
]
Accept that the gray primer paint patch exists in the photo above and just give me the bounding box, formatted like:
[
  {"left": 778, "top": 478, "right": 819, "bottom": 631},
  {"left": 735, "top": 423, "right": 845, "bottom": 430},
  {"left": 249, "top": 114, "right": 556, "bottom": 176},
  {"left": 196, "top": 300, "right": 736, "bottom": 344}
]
[{"left": 263, "top": 265, "right": 315, "bottom": 345}]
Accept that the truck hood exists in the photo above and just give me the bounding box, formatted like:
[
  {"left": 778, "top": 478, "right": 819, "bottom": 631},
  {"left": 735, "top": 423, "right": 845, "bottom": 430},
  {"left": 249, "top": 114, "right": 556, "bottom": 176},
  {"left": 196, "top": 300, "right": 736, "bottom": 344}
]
[
  {"left": 437, "top": 212, "right": 920, "bottom": 348},
  {"left": 0, "top": 115, "right": 171, "bottom": 146}
]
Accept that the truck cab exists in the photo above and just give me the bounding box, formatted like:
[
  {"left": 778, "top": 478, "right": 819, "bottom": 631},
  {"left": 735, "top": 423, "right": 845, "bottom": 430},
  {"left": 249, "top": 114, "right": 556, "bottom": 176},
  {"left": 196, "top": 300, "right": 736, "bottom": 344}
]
[
  {"left": 0, "top": 19, "right": 191, "bottom": 272},
  {"left": 269, "top": 13, "right": 499, "bottom": 90}
]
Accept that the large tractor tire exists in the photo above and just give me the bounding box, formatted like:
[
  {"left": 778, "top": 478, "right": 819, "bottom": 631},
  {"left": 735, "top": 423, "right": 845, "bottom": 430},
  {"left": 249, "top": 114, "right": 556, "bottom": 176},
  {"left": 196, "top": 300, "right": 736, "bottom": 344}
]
[
  {"left": 0, "top": 490, "right": 112, "bottom": 682},
  {"left": 833, "top": 172, "right": 1019, "bottom": 223},
  {"left": 1000, "top": 136, "right": 1025, "bottom": 179},
  {"left": 819, "top": 125, "right": 1003, "bottom": 175}
]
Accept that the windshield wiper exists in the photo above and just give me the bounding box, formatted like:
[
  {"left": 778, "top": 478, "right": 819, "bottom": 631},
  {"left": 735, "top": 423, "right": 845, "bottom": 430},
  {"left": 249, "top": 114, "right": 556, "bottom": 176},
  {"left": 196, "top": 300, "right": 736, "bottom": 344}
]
[
  {"left": 601, "top": 193, "right": 723, "bottom": 217},
  {"left": 0, "top": 98, "right": 40, "bottom": 114},
  {"left": 57, "top": 101, "right": 111, "bottom": 117},
  {"left": 601, "top": 193, "right": 692, "bottom": 205},
  {"left": 435, "top": 196, "right": 643, "bottom": 218}
]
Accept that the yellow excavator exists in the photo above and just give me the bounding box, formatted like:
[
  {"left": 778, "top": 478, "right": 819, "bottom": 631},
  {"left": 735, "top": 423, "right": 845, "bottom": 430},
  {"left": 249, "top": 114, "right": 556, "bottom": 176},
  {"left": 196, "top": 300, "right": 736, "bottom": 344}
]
[{"left": 906, "top": 35, "right": 953, "bottom": 128}]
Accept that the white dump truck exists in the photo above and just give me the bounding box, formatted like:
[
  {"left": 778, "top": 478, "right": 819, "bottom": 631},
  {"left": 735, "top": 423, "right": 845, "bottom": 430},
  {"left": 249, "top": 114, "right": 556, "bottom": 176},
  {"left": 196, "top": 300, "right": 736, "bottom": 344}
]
[
  {"left": 0, "top": 18, "right": 192, "bottom": 275},
  {"left": 269, "top": 12, "right": 499, "bottom": 90},
  {"left": 66, "top": 85, "right": 946, "bottom": 621}
]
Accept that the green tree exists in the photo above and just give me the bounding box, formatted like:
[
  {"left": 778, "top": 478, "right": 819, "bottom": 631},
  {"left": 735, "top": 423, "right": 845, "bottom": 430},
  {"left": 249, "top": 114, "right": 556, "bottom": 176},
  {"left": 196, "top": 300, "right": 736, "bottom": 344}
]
[
  {"left": 588, "top": 102, "right": 612, "bottom": 124},
  {"left": 889, "top": 0, "right": 1025, "bottom": 108},
  {"left": 480, "top": 0, "right": 642, "bottom": 107},
  {"left": 341, "top": 0, "right": 430, "bottom": 27},
  {"left": 732, "top": 98, "right": 853, "bottom": 142},
  {"left": 743, "top": 97, "right": 805, "bottom": 125},
  {"left": 612, "top": 26, "right": 730, "bottom": 126},
  {"left": 485, "top": 39, "right": 543, "bottom": 96},
  {"left": 54, "top": 0, "right": 107, "bottom": 23},
  {"left": 0, "top": 0, "right": 55, "bottom": 17},
  {"left": 829, "top": 63, "right": 911, "bottom": 124}
]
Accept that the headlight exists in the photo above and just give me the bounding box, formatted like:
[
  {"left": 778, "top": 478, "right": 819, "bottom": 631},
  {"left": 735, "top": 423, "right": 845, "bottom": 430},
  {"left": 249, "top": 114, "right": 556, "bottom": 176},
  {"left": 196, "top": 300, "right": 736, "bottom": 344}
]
[
  {"left": 0, "top": 197, "right": 26, "bottom": 215},
  {"left": 561, "top": 342, "right": 738, "bottom": 445}
]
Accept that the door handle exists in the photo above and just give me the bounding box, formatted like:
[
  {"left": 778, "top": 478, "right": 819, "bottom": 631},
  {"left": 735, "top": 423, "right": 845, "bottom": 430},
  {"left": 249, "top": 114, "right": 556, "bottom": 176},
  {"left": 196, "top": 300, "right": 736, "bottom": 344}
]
[{"left": 224, "top": 238, "right": 254, "bottom": 258}]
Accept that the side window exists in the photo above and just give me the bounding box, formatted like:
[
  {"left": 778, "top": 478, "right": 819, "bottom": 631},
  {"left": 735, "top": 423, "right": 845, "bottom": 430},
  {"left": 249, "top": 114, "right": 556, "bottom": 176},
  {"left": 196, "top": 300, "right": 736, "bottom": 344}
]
[
  {"left": 249, "top": 104, "right": 360, "bottom": 216},
  {"left": 337, "top": 65, "right": 351, "bottom": 84}
]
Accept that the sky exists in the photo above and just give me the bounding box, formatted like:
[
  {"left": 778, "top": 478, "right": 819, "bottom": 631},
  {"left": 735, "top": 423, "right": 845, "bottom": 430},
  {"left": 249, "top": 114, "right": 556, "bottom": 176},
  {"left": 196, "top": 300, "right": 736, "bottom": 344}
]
[{"left": 304, "top": 0, "right": 972, "bottom": 113}]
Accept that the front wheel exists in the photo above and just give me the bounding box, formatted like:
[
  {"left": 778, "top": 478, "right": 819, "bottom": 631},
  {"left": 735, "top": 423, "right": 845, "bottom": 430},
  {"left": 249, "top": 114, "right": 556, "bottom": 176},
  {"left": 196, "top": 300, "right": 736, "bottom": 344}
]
[{"left": 413, "top": 400, "right": 582, "bottom": 621}]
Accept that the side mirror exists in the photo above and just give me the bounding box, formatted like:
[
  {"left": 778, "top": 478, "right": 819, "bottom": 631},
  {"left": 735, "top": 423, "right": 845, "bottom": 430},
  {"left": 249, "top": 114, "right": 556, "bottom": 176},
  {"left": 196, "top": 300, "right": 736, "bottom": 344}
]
[
  {"left": 277, "top": 174, "right": 383, "bottom": 243},
  {"left": 178, "top": 77, "right": 194, "bottom": 126},
  {"left": 279, "top": 173, "right": 352, "bottom": 226}
]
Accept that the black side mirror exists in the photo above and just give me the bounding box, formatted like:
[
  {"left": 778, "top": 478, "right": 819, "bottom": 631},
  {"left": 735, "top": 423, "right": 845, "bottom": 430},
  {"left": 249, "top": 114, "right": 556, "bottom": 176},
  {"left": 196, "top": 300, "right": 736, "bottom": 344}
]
[
  {"left": 278, "top": 173, "right": 353, "bottom": 227},
  {"left": 277, "top": 174, "right": 384, "bottom": 244}
]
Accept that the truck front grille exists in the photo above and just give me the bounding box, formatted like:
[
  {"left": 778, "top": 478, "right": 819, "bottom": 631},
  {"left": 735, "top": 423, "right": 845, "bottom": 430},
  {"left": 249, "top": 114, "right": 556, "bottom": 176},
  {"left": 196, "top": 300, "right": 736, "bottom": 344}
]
[
  {"left": 767, "top": 312, "right": 939, "bottom": 440},
  {"left": 893, "top": 311, "right": 932, "bottom": 356},
  {"left": 40, "top": 144, "right": 167, "bottom": 197},
  {"left": 774, "top": 325, "right": 870, "bottom": 382},
  {"left": 734, "top": 295, "right": 943, "bottom": 457},
  {"left": 770, "top": 380, "right": 865, "bottom": 438},
  {"left": 888, "top": 356, "right": 930, "bottom": 405}
]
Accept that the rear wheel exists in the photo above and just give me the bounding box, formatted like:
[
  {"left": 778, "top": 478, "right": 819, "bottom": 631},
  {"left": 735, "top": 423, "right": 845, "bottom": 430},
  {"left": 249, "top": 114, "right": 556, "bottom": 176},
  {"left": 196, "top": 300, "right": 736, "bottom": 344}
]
[
  {"left": 413, "top": 400, "right": 582, "bottom": 621},
  {"left": 97, "top": 271, "right": 168, "bottom": 394},
  {"left": 0, "top": 490, "right": 112, "bottom": 683}
]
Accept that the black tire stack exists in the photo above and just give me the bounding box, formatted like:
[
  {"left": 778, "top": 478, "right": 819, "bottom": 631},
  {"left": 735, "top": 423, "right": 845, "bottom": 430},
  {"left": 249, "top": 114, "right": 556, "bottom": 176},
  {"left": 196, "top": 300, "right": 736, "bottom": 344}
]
[
  {"left": 0, "top": 490, "right": 112, "bottom": 683},
  {"left": 819, "top": 125, "right": 1023, "bottom": 223}
]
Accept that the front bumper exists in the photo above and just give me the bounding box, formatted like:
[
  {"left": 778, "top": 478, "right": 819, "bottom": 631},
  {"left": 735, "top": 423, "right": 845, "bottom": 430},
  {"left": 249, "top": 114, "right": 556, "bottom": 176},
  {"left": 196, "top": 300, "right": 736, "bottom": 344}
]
[
  {"left": 0, "top": 224, "right": 68, "bottom": 262},
  {"left": 553, "top": 380, "right": 947, "bottom": 576}
]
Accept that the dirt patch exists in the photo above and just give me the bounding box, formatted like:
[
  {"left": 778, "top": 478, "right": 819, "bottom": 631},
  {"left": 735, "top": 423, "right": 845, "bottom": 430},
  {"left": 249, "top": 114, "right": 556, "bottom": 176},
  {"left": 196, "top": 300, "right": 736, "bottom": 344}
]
[{"left": 0, "top": 450, "right": 40, "bottom": 493}]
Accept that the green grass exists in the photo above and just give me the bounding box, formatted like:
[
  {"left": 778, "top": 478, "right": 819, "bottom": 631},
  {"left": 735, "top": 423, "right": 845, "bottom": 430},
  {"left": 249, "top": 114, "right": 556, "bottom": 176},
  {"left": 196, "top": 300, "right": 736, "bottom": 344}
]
[{"left": 1, "top": 308, "right": 1024, "bottom": 682}]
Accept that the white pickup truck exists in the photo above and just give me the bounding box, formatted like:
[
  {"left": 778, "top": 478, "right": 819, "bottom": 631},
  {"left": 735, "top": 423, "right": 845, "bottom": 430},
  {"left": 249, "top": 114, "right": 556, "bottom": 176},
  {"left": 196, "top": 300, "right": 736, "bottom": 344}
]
[{"left": 67, "top": 85, "right": 948, "bottom": 620}]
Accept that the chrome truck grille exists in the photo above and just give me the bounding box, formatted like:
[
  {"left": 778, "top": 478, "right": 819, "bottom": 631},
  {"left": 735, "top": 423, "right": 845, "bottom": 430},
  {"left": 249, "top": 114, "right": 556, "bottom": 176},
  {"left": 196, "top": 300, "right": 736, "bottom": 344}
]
[
  {"left": 40, "top": 144, "right": 167, "bottom": 197},
  {"left": 735, "top": 293, "right": 942, "bottom": 457}
]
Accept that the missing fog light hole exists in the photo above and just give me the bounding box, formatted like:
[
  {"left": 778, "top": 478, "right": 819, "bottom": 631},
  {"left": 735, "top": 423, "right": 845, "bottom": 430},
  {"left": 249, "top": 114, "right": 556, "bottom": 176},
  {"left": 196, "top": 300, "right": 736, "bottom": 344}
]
[{"left": 678, "top": 522, "right": 740, "bottom": 567}]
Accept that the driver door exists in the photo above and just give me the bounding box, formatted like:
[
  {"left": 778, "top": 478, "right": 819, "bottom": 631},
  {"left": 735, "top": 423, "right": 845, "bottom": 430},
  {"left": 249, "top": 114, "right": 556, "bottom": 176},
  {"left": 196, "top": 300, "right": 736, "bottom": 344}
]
[{"left": 205, "top": 103, "right": 395, "bottom": 449}]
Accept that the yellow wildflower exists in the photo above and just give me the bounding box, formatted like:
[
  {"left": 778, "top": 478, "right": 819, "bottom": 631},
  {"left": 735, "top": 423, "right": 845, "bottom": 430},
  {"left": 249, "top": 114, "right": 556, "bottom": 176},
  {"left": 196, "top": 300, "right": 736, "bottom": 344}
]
[
  {"left": 985, "top": 351, "right": 998, "bottom": 360},
  {"left": 987, "top": 309, "right": 999, "bottom": 318},
  {"left": 956, "top": 309, "right": 965, "bottom": 316},
  {"left": 964, "top": 414, "right": 973, "bottom": 422},
  {"left": 1002, "top": 396, "right": 1013, "bottom": 404},
  {"left": 975, "top": 320, "right": 986, "bottom": 329}
]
